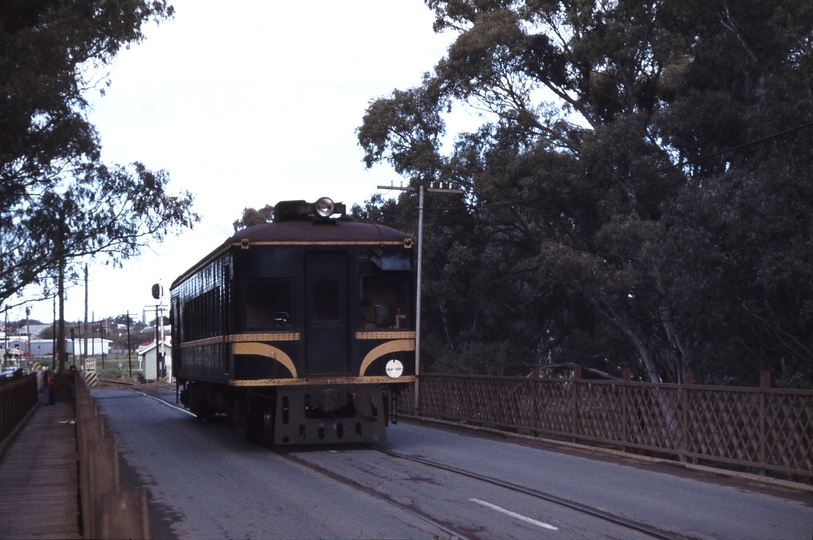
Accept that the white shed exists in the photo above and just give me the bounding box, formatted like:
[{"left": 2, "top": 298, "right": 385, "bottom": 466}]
[{"left": 137, "top": 340, "right": 172, "bottom": 382}]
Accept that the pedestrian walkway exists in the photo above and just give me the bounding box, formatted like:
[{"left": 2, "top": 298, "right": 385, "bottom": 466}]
[{"left": 0, "top": 375, "right": 81, "bottom": 539}]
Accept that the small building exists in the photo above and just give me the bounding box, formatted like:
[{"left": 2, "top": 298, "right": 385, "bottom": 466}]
[
  {"left": 137, "top": 340, "right": 172, "bottom": 382},
  {"left": 70, "top": 338, "right": 112, "bottom": 357},
  {"left": 2, "top": 339, "right": 27, "bottom": 354},
  {"left": 28, "top": 339, "right": 54, "bottom": 356}
]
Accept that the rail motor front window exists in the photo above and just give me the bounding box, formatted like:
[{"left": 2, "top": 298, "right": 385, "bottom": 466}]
[
  {"left": 360, "top": 274, "right": 409, "bottom": 329},
  {"left": 244, "top": 280, "right": 292, "bottom": 329}
]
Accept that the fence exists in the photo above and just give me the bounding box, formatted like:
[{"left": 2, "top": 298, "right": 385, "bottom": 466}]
[
  {"left": 0, "top": 374, "right": 38, "bottom": 443},
  {"left": 75, "top": 373, "right": 151, "bottom": 538},
  {"left": 400, "top": 370, "right": 813, "bottom": 483}
]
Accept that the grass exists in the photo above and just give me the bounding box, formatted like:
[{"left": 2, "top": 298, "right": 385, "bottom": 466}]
[{"left": 94, "top": 355, "right": 142, "bottom": 382}]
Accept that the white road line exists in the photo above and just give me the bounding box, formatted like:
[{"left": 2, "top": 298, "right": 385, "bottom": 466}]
[
  {"left": 137, "top": 391, "right": 197, "bottom": 416},
  {"left": 470, "top": 498, "right": 559, "bottom": 531}
]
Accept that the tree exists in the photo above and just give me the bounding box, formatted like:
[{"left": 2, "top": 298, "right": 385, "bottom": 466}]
[
  {"left": 2, "top": 162, "right": 197, "bottom": 301},
  {"left": 1, "top": 1, "right": 199, "bottom": 370},
  {"left": 358, "top": 0, "right": 813, "bottom": 385},
  {"left": 0, "top": 1, "right": 198, "bottom": 305},
  {"left": 233, "top": 205, "right": 274, "bottom": 232}
]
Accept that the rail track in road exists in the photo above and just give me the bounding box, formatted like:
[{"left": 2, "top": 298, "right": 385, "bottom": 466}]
[
  {"left": 272, "top": 447, "right": 474, "bottom": 540},
  {"left": 365, "top": 444, "right": 687, "bottom": 540},
  {"left": 272, "top": 442, "right": 689, "bottom": 540}
]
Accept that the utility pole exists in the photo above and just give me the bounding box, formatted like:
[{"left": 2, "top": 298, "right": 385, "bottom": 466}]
[
  {"left": 84, "top": 264, "right": 89, "bottom": 371},
  {"left": 126, "top": 310, "right": 133, "bottom": 377},
  {"left": 56, "top": 206, "right": 67, "bottom": 373},
  {"left": 377, "top": 181, "right": 463, "bottom": 411},
  {"left": 25, "top": 306, "right": 30, "bottom": 369},
  {"left": 51, "top": 296, "right": 56, "bottom": 370},
  {"left": 3, "top": 309, "right": 8, "bottom": 364}
]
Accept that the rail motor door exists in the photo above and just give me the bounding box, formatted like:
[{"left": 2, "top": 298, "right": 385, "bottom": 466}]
[{"left": 304, "top": 252, "right": 349, "bottom": 374}]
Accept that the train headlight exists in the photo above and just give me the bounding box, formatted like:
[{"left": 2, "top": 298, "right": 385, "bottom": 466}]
[
  {"left": 315, "top": 197, "right": 335, "bottom": 217},
  {"left": 385, "top": 359, "right": 404, "bottom": 379}
]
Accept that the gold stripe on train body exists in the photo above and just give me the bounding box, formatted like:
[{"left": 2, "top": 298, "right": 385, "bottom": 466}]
[
  {"left": 179, "top": 333, "right": 301, "bottom": 349},
  {"left": 229, "top": 375, "right": 416, "bottom": 387},
  {"left": 359, "top": 339, "right": 415, "bottom": 376},
  {"left": 178, "top": 336, "right": 226, "bottom": 348},
  {"left": 356, "top": 331, "right": 416, "bottom": 340},
  {"left": 232, "top": 342, "right": 298, "bottom": 378},
  {"left": 229, "top": 333, "right": 301, "bottom": 342}
]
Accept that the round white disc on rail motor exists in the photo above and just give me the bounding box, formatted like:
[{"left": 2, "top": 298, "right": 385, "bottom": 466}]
[{"left": 385, "top": 359, "right": 404, "bottom": 378}]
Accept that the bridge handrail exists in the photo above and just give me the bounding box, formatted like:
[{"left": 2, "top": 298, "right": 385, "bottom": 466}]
[
  {"left": 401, "top": 371, "right": 813, "bottom": 484},
  {"left": 0, "top": 374, "right": 38, "bottom": 443},
  {"left": 75, "top": 373, "right": 151, "bottom": 537}
]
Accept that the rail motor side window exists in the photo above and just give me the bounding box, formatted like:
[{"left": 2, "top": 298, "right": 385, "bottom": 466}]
[{"left": 244, "top": 280, "right": 292, "bottom": 329}]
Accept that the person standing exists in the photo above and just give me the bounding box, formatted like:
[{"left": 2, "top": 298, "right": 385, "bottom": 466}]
[
  {"left": 49, "top": 374, "right": 57, "bottom": 405},
  {"left": 68, "top": 365, "right": 76, "bottom": 400},
  {"left": 42, "top": 367, "right": 51, "bottom": 405}
]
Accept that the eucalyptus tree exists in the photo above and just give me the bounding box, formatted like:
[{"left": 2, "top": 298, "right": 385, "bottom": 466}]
[
  {"left": 0, "top": 1, "right": 198, "bottom": 305},
  {"left": 233, "top": 204, "right": 275, "bottom": 232},
  {"left": 1, "top": 1, "right": 199, "bottom": 370},
  {"left": 358, "top": 0, "right": 813, "bottom": 385}
]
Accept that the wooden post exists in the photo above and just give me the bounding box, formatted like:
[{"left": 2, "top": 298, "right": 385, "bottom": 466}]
[
  {"left": 465, "top": 366, "right": 474, "bottom": 420},
  {"left": 622, "top": 368, "right": 632, "bottom": 452},
  {"left": 532, "top": 366, "right": 541, "bottom": 437},
  {"left": 416, "top": 363, "right": 425, "bottom": 415},
  {"left": 759, "top": 370, "right": 771, "bottom": 475},
  {"left": 681, "top": 369, "right": 693, "bottom": 464},
  {"left": 572, "top": 367, "right": 581, "bottom": 443},
  {"left": 497, "top": 366, "right": 504, "bottom": 377}
]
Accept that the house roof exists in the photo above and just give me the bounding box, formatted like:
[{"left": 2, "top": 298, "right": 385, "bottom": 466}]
[{"left": 136, "top": 340, "right": 172, "bottom": 355}]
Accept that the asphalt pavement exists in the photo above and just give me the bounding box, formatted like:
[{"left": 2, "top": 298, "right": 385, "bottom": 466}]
[{"left": 93, "top": 386, "right": 813, "bottom": 540}]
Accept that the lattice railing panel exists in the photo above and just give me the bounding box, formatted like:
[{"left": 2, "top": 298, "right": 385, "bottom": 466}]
[
  {"left": 576, "top": 383, "right": 624, "bottom": 441},
  {"left": 534, "top": 379, "right": 575, "bottom": 434},
  {"left": 627, "top": 385, "right": 684, "bottom": 451},
  {"left": 406, "top": 374, "right": 813, "bottom": 482},
  {"left": 765, "top": 394, "right": 813, "bottom": 472},
  {"left": 687, "top": 389, "right": 761, "bottom": 463}
]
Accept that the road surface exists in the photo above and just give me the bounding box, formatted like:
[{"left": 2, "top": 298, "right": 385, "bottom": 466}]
[{"left": 93, "top": 386, "right": 813, "bottom": 539}]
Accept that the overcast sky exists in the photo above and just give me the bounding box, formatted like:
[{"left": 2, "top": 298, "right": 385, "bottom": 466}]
[{"left": 19, "top": 0, "right": 457, "bottom": 324}]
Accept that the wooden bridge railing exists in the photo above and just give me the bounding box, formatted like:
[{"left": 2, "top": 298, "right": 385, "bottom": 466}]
[
  {"left": 399, "top": 370, "right": 813, "bottom": 484},
  {"left": 0, "top": 374, "right": 38, "bottom": 444},
  {"left": 76, "top": 373, "right": 151, "bottom": 538}
]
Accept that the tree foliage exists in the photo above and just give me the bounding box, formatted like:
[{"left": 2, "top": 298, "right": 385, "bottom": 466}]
[
  {"left": 358, "top": 0, "right": 813, "bottom": 386},
  {"left": 0, "top": 1, "right": 198, "bottom": 305},
  {"left": 233, "top": 204, "right": 275, "bottom": 232}
]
